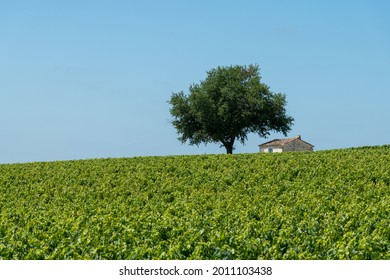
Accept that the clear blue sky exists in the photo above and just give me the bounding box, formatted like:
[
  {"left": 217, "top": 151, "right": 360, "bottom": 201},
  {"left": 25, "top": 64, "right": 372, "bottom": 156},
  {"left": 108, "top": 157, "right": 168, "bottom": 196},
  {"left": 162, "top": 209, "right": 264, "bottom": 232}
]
[{"left": 1, "top": 0, "right": 389, "bottom": 163}]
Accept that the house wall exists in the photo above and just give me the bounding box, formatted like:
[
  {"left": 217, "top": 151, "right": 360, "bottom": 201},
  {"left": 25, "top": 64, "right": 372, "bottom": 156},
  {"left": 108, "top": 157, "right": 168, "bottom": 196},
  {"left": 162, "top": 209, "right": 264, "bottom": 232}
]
[
  {"left": 260, "top": 146, "right": 283, "bottom": 153},
  {"left": 283, "top": 140, "right": 313, "bottom": 152}
]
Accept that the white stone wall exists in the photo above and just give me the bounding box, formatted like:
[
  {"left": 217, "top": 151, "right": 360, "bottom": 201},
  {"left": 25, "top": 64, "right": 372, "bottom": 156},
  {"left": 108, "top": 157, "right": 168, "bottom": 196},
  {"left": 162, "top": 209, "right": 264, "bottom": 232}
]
[{"left": 260, "top": 146, "right": 283, "bottom": 153}]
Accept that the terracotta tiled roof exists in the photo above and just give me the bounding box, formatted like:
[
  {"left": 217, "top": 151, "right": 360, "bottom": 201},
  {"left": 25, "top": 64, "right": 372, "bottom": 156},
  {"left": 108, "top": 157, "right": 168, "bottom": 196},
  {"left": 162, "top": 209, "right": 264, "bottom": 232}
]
[{"left": 259, "top": 135, "right": 314, "bottom": 147}]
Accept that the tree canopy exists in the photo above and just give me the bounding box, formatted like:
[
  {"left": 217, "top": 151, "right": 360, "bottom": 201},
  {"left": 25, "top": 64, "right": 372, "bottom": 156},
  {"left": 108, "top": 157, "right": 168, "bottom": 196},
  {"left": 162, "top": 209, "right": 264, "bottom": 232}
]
[{"left": 169, "top": 64, "right": 294, "bottom": 154}]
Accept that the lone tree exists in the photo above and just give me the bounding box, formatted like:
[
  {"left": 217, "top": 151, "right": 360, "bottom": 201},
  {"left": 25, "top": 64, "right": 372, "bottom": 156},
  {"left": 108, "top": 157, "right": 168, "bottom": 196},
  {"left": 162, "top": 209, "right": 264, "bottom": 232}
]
[{"left": 169, "top": 64, "right": 294, "bottom": 154}]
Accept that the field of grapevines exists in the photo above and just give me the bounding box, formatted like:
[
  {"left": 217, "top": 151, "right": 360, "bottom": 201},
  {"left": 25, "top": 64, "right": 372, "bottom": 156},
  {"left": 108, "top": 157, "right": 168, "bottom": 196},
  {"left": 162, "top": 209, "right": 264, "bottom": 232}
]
[{"left": 0, "top": 146, "right": 389, "bottom": 259}]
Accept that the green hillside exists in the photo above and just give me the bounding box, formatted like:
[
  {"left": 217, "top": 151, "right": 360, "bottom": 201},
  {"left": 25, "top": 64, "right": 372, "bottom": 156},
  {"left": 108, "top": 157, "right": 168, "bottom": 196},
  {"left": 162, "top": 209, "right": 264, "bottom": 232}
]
[{"left": 0, "top": 146, "right": 389, "bottom": 259}]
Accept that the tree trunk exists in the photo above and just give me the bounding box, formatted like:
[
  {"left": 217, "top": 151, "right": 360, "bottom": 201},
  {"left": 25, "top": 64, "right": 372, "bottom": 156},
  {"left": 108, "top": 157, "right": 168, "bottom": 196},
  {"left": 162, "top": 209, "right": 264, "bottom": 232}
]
[
  {"left": 226, "top": 145, "right": 233, "bottom": 154},
  {"left": 224, "top": 141, "right": 234, "bottom": 154}
]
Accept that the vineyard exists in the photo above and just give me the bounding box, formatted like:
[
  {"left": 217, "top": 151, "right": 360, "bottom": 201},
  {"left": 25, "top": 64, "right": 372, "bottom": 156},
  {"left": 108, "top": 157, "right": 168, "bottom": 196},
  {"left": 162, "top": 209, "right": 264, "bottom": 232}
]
[{"left": 0, "top": 146, "right": 389, "bottom": 259}]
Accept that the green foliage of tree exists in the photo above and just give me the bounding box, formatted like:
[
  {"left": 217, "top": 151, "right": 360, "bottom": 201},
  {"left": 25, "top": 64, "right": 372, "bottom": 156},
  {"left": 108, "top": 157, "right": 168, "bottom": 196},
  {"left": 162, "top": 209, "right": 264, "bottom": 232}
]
[{"left": 169, "top": 64, "right": 294, "bottom": 153}]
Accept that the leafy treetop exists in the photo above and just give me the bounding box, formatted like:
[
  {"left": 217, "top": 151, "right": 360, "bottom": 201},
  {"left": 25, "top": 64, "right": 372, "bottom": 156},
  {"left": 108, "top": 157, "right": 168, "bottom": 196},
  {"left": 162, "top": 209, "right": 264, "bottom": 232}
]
[{"left": 169, "top": 64, "right": 294, "bottom": 154}]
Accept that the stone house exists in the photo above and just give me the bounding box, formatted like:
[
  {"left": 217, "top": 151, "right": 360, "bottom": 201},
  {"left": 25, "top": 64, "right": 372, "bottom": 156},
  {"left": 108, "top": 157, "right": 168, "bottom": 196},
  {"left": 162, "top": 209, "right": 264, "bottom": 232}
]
[{"left": 259, "top": 135, "right": 314, "bottom": 153}]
